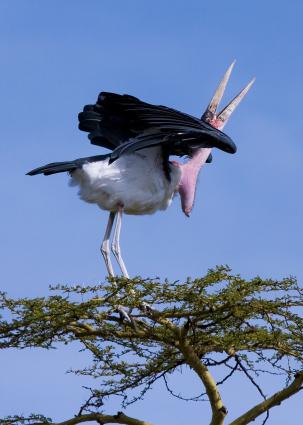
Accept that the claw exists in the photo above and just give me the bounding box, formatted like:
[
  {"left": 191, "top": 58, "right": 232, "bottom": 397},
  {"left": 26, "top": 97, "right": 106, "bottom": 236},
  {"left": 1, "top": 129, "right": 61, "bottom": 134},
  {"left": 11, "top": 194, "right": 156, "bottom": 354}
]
[{"left": 202, "top": 62, "right": 255, "bottom": 130}]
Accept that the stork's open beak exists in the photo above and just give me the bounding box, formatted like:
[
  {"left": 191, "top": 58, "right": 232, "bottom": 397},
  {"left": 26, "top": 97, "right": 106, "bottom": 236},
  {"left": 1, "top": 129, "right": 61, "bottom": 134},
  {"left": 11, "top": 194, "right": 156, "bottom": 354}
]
[{"left": 202, "top": 61, "right": 255, "bottom": 130}]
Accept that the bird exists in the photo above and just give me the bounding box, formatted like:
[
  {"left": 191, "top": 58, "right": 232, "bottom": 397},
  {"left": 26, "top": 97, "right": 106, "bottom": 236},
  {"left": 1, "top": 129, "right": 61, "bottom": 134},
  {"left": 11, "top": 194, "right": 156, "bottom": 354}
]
[{"left": 27, "top": 62, "right": 254, "bottom": 279}]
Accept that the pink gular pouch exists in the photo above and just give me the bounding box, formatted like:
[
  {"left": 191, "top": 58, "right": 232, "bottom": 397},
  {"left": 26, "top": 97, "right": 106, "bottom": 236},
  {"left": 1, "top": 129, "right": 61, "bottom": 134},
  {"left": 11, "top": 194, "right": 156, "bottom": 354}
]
[
  {"left": 174, "top": 148, "right": 212, "bottom": 217},
  {"left": 175, "top": 61, "right": 255, "bottom": 217}
]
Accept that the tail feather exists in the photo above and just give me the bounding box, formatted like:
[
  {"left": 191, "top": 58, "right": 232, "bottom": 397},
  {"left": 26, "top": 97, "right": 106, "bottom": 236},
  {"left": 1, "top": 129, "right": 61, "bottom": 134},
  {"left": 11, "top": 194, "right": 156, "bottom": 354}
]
[{"left": 27, "top": 154, "right": 110, "bottom": 176}]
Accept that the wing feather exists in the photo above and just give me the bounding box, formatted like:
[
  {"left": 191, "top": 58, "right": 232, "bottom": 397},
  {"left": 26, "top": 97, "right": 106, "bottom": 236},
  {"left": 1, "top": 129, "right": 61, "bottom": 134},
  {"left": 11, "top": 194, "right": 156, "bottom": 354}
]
[{"left": 78, "top": 92, "right": 237, "bottom": 161}]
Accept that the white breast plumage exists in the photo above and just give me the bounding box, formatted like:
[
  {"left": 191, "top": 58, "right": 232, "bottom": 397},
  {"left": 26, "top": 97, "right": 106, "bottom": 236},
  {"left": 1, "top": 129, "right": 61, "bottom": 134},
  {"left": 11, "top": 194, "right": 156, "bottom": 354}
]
[{"left": 70, "top": 147, "right": 181, "bottom": 215}]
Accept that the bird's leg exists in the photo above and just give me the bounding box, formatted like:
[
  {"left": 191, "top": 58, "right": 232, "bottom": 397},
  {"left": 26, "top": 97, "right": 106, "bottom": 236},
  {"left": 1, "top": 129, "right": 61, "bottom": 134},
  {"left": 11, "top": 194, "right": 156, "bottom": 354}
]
[
  {"left": 111, "top": 207, "right": 138, "bottom": 322},
  {"left": 101, "top": 211, "right": 116, "bottom": 277},
  {"left": 101, "top": 213, "right": 134, "bottom": 326},
  {"left": 111, "top": 206, "right": 129, "bottom": 278}
]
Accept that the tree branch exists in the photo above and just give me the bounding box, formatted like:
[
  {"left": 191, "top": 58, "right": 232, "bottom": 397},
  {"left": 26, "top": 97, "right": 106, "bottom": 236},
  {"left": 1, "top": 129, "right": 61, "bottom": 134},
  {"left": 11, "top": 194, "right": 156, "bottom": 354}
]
[
  {"left": 229, "top": 372, "right": 303, "bottom": 425},
  {"left": 177, "top": 339, "right": 227, "bottom": 425},
  {"left": 28, "top": 412, "right": 153, "bottom": 425},
  {"left": 138, "top": 305, "right": 228, "bottom": 425}
]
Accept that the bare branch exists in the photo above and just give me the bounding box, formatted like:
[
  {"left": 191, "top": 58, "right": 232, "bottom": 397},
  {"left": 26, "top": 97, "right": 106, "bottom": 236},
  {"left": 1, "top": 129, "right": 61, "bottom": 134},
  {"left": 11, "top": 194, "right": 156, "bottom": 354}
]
[
  {"left": 4, "top": 412, "right": 153, "bottom": 425},
  {"left": 235, "top": 355, "right": 266, "bottom": 400},
  {"left": 229, "top": 372, "right": 303, "bottom": 425}
]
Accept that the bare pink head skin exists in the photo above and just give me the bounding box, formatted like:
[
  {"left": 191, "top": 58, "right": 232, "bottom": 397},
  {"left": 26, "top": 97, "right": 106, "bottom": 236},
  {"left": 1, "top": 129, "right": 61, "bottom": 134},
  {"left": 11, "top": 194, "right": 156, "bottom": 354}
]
[{"left": 175, "top": 62, "right": 255, "bottom": 216}]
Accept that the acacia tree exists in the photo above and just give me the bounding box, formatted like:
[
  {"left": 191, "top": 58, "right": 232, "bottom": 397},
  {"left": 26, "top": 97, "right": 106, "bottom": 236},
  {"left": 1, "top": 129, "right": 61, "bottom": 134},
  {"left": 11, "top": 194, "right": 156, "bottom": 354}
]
[{"left": 1, "top": 266, "right": 303, "bottom": 425}]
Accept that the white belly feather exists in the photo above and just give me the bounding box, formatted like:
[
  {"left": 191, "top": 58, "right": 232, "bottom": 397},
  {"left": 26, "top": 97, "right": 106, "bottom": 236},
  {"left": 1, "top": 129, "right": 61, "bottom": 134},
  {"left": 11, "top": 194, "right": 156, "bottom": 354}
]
[{"left": 70, "top": 147, "right": 181, "bottom": 215}]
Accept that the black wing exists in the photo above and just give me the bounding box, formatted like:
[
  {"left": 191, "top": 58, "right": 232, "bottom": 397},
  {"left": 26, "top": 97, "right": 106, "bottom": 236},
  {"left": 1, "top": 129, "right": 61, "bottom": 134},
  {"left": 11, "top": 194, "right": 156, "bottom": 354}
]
[{"left": 78, "top": 92, "right": 236, "bottom": 162}]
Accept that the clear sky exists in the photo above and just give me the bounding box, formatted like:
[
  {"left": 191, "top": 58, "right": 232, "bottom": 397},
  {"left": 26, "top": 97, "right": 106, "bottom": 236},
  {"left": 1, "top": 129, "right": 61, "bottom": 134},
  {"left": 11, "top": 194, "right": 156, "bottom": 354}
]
[{"left": 0, "top": 1, "right": 302, "bottom": 424}]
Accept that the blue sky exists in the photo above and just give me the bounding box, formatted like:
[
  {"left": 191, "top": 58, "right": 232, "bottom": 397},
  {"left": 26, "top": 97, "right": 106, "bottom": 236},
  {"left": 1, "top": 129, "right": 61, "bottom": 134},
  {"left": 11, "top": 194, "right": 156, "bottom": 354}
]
[{"left": 0, "top": 1, "right": 302, "bottom": 424}]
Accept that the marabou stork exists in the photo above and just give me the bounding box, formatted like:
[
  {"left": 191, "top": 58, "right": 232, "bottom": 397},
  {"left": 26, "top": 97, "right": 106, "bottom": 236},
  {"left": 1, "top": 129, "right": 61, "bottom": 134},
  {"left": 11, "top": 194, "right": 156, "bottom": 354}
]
[{"left": 27, "top": 62, "right": 254, "bottom": 278}]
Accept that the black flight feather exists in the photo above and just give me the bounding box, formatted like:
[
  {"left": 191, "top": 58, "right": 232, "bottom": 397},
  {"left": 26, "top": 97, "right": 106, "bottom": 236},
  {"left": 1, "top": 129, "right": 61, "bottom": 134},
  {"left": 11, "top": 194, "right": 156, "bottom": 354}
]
[
  {"left": 78, "top": 92, "right": 236, "bottom": 164},
  {"left": 27, "top": 154, "right": 110, "bottom": 176}
]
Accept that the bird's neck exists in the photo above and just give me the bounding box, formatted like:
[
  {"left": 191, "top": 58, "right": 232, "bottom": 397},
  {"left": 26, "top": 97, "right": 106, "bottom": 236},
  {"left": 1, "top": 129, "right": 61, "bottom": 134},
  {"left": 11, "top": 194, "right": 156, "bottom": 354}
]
[{"left": 178, "top": 148, "right": 212, "bottom": 216}]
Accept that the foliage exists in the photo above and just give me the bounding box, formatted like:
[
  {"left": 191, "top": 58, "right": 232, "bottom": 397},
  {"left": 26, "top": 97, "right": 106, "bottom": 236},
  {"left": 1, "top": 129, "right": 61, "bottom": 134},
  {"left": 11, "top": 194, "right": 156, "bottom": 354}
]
[{"left": 1, "top": 266, "right": 303, "bottom": 425}]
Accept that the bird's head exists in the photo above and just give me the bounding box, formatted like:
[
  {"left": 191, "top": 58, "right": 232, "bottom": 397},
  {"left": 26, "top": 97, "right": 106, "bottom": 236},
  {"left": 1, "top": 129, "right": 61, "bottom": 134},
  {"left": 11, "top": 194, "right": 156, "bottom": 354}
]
[{"left": 178, "top": 62, "right": 255, "bottom": 217}]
